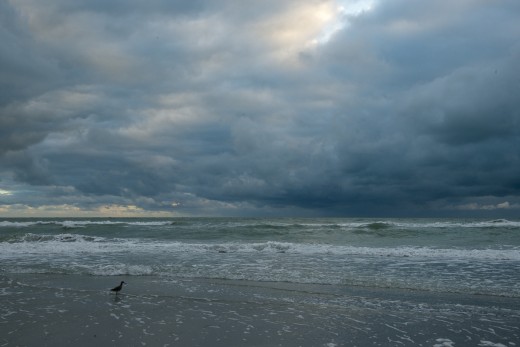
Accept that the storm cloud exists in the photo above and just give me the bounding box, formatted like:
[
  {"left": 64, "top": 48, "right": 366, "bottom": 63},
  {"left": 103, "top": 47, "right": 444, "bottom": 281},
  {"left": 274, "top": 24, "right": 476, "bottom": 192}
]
[{"left": 1, "top": 0, "right": 519, "bottom": 217}]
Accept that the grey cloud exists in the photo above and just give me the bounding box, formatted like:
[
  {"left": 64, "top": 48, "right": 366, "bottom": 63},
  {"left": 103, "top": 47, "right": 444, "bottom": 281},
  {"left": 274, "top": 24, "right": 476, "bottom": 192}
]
[
  {"left": 2, "top": 151, "right": 52, "bottom": 185},
  {"left": 0, "top": 4, "right": 62, "bottom": 104},
  {"left": 1, "top": 0, "right": 519, "bottom": 216},
  {"left": 405, "top": 56, "right": 520, "bottom": 146}
]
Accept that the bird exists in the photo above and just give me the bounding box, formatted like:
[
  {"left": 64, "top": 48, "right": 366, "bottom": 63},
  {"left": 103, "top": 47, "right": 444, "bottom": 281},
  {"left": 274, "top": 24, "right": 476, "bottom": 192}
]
[{"left": 110, "top": 281, "right": 126, "bottom": 295}]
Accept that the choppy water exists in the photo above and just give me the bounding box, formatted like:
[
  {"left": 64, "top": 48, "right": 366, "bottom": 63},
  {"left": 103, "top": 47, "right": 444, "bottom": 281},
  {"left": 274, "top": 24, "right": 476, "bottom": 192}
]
[{"left": 1, "top": 217, "right": 519, "bottom": 297}]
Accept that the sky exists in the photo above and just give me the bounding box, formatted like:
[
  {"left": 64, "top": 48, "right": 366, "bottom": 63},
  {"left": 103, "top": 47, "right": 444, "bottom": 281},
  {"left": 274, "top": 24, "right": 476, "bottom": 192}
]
[{"left": 1, "top": 0, "right": 519, "bottom": 217}]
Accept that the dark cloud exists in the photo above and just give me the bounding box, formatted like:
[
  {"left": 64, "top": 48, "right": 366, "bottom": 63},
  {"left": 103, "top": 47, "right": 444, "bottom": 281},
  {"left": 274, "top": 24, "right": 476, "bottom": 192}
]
[{"left": 1, "top": 0, "right": 519, "bottom": 216}]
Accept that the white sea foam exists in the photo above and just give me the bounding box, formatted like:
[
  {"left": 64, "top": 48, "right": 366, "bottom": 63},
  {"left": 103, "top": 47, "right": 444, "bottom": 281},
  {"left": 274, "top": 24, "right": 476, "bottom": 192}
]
[
  {"left": 0, "top": 233, "right": 116, "bottom": 257},
  {"left": 84, "top": 264, "right": 154, "bottom": 276},
  {"left": 1, "top": 235, "right": 519, "bottom": 261},
  {"left": 197, "top": 241, "right": 520, "bottom": 261},
  {"left": 0, "top": 221, "right": 39, "bottom": 227},
  {"left": 13, "top": 233, "right": 107, "bottom": 243},
  {"left": 434, "top": 338, "right": 455, "bottom": 347},
  {"left": 126, "top": 221, "right": 174, "bottom": 226},
  {"left": 401, "top": 219, "right": 520, "bottom": 229},
  {"left": 0, "top": 220, "right": 173, "bottom": 228},
  {"left": 478, "top": 341, "right": 508, "bottom": 347}
]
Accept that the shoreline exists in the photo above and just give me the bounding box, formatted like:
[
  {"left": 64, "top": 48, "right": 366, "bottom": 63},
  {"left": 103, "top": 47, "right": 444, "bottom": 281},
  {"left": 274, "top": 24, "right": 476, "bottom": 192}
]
[
  {"left": 6, "top": 272, "right": 519, "bottom": 307},
  {"left": 2, "top": 274, "right": 519, "bottom": 346}
]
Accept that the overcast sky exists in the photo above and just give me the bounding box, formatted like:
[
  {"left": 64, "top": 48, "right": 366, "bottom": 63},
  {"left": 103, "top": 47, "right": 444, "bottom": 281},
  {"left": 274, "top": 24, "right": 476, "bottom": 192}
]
[{"left": 1, "top": 0, "right": 519, "bottom": 217}]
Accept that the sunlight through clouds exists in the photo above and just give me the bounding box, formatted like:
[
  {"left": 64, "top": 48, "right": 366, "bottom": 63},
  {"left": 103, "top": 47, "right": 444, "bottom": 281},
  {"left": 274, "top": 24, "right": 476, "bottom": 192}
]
[
  {"left": 244, "top": 0, "right": 379, "bottom": 65},
  {"left": 313, "top": 0, "right": 377, "bottom": 45},
  {"left": 254, "top": 2, "right": 338, "bottom": 63},
  {"left": 338, "top": 0, "right": 376, "bottom": 16}
]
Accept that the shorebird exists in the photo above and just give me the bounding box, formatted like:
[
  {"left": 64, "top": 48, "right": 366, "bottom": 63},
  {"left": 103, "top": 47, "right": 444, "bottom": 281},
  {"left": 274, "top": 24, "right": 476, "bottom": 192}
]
[{"left": 110, "top": 281, "right": 126, "bottom": 295}]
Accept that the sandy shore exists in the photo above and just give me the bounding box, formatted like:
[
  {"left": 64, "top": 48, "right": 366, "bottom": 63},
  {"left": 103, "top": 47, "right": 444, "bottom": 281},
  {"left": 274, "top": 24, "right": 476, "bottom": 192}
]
[{"left": 1, "top": 274, "right": 519, "bottom": 346}]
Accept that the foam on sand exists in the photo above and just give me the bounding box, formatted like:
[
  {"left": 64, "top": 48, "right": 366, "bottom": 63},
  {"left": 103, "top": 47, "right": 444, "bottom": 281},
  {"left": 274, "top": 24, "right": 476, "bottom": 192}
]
[{"left": 1, "top": 274, "right": 519, "bottom": 347}]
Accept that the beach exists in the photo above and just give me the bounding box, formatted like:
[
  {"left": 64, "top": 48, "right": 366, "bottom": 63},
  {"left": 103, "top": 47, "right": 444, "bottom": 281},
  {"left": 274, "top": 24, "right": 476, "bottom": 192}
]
[{"left": 2, "top": 273, "right": 519, "bottom": 347}]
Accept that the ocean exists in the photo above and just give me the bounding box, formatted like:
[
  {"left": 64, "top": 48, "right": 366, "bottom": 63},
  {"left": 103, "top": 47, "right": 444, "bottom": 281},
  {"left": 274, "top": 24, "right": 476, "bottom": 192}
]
[{"left": 1, "top": 217, "right": 520, "bottom": 346}]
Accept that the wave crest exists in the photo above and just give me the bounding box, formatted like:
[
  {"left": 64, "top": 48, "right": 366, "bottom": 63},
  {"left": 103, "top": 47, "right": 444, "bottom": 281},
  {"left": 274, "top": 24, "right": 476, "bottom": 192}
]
[{"left": 0, "top": 220, "right": 174, "bottom": 228}]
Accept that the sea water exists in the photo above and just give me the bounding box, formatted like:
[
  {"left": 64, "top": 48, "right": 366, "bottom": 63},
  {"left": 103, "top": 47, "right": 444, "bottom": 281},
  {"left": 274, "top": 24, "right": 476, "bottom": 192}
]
[
  {"left": 1, "top": 217, "right": 519, "bottom": 297},
  {"left": 1, "top": 217, "right": 520, "bottom": 346}
]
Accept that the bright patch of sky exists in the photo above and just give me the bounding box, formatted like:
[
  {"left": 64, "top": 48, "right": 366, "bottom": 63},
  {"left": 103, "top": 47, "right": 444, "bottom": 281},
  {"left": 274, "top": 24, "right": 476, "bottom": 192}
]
[{"left": 313, "top": 0, "right": 376, "bottom": 44}]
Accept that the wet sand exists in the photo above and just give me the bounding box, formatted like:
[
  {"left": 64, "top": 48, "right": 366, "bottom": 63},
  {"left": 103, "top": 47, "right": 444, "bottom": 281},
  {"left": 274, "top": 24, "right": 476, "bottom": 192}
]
[{"left": 1, "top": 274, "right": 519, "bottom": 346}]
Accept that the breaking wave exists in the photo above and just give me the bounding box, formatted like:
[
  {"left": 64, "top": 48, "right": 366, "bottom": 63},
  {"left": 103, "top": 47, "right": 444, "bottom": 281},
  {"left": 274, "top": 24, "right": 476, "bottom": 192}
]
[
  {"left": 1, "top": 234, "right": 519, "bottom": 261},
  {"left": 0, "top": 220, "right": 174, "bottom": 228}
]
